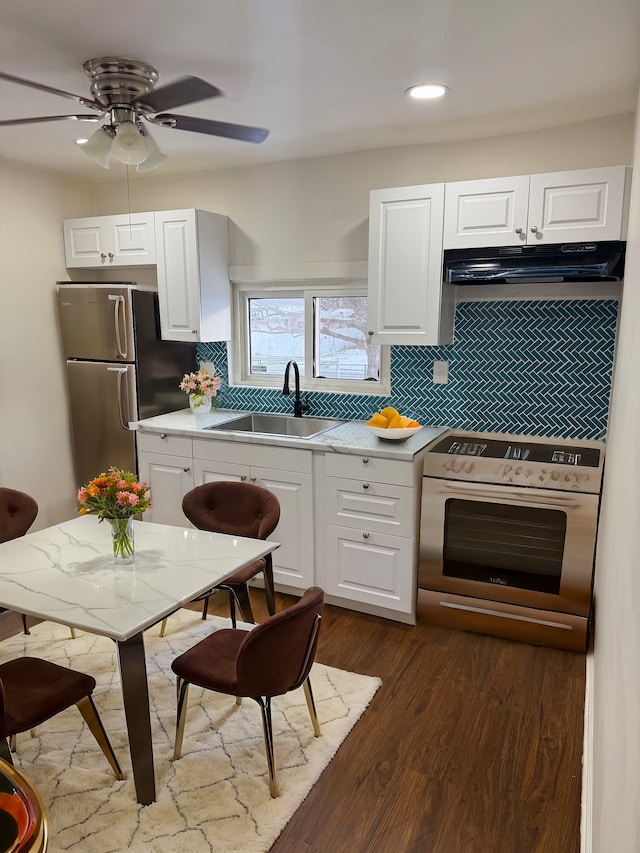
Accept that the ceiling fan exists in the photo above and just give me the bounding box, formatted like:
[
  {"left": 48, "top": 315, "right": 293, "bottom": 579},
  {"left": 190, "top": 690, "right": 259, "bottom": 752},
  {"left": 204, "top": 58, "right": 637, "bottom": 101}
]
[{"left": 0, "top": 56, "right": 269, "bottom": 172}]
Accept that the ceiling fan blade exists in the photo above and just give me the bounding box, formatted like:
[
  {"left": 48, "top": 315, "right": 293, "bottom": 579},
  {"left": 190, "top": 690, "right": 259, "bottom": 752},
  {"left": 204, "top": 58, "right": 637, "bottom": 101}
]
[
  {"left": 156, "top": 113, "right": 269, "bottom": 143},
  {"left": 0, "top": 114, "right": 102, "bottom": 126},
  {"left": 132, "top": 76, "right": 222, "bottom": 114},
  {"left": 0, "top": 70, "right": 101, "bottom": 110}
]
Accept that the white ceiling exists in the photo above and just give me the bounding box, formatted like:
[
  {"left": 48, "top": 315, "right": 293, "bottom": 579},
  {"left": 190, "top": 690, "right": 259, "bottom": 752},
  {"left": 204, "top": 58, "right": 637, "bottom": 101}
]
[{"left": 0, "top": 0, "right": 639, "bottom": 182}]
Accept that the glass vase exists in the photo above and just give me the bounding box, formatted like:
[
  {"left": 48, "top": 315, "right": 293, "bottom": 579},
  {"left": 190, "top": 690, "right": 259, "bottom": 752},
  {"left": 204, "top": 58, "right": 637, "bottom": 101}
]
[{"left": 108, "top": 517, "right": 135, "bottom": 564}]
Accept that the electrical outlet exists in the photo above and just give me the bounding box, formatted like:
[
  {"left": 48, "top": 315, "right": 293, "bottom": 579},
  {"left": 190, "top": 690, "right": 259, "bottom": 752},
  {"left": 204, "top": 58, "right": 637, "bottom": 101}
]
[{"left": 433, "top": 360, "right": 449, "bottom": 384}]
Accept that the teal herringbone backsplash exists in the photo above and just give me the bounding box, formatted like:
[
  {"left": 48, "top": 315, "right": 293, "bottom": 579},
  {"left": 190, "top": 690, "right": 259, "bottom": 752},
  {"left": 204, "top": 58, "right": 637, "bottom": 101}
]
[{"left": 197, "top": 299, "right": 617, "bottom": 441}]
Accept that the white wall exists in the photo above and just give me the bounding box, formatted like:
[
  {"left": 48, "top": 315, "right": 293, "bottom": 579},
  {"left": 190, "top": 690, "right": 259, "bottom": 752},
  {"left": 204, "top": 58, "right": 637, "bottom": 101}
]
[
  {"left": 588, "top": 95, "right": 640, "bottom": 850},
  {"left": 0, "top": 161, "right": 96, "bottom": 527},
  {"left": 0, "top": 113, "right": 635, "bottom": 529},
  {"left": 94, "top": 114, "right": 635, "bottom": 267}
]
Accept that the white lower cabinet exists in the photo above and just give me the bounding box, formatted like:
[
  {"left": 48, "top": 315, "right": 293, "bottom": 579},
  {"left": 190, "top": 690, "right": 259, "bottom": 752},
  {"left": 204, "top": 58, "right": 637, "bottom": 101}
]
[
  {"left": 192, "top": 439, "right": 314, "bottom": 592},
  {"left": 137, "top": 429, "right": 423, "bottom": 621},
  {"left": 319, "top": 452, "right": 422, "bottom": 622},
  {"left": 137, "top": 433, "right": 195, "bottom": 526},
  {"left": 325, "top": 525, "right": 414, "bottom": 612}
]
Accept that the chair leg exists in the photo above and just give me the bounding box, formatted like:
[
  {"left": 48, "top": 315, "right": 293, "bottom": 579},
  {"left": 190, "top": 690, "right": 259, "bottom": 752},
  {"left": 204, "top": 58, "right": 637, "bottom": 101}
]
[
  {"left": 69, "top": 627, "right": 76, "bottom": 639},
  {"left": 0, "top": 738, "right": 13, "bottom": 766},
  {"left": 76, "top": 696, "right": 123, "bottom": 780},
  {"left": 159, "top": 617, "right": 168, "bottom": 638},
  {"left": 174, "top": 678, "right": 190, "bottom": 761},
  {"left": 201, "top": 594, "right": 211, "bottom": 620},
  {"left": 21, "top": 614, "right": 30, "bottom": 635},
  {"left": 256, "top": 696, "right": 279, "bottom": 797},
  {"left": 230, "top": 583, "right": 255, "bottom": 625},
  {"left": 303, "top": 677, "right": 322, "bottom": 737},
  {"left": 8, "top": 735, "right": 16, "bottom": 753},
  {"left": 263, "top": 554, "right": 276, "bottom": 617}
]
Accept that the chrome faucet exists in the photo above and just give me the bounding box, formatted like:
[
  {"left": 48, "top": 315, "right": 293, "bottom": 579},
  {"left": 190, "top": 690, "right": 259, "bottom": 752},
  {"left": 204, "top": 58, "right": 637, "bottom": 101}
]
[{"left": 283, "top": 360, "right": 310, "bottom": 418}]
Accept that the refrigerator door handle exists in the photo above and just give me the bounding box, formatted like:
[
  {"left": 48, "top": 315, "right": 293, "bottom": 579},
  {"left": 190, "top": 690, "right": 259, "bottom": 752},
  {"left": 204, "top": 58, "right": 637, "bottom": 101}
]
[
  {"left": 108, "top": 294, "right": 128, "bottom": 359},
  {"left": 108, "top": 367, "right": 132, "bottom": 430}
]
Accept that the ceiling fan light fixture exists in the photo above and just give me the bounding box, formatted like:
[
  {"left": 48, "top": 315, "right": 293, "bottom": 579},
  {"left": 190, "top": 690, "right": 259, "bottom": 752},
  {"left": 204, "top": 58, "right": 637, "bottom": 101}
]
[
  {"left": 75, "top": 125, "right": 113, "bottom": 169},
  {"left": 136, "top": 130, "right": 167, "bottom": 173},
  {"left": 406, "top": 83, "right": 448, "bottom": 100},
  {"left": 111, "top": 121, "right": 149, "bottom": 165}
]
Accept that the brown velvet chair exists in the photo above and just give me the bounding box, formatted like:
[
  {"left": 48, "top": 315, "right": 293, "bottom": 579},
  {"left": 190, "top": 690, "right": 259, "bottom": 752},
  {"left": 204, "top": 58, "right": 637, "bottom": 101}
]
[
  {"left": 0, "top": 657, "right": 123, "bottom": 782},
  {"left": 0, "top": 488, "right": 38, "bottom": 636},
  {"left": 0, "top": 488, "right": 38, "bottom": 546},
  {"left": 160, "top": 481, "right": 281, "bottom": 636},
  {"left": 171, "top": 586, "right": 324, "bottom": 797}
]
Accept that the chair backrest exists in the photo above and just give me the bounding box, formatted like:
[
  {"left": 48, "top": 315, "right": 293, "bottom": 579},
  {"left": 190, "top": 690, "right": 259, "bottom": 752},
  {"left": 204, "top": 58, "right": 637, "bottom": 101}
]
[
  {"left": 235, "top": 587, "right": 325, "bottom": 697},
  {"left": 182, "top": 481, "right": 280, "bottom": 540},
  {"left": 0, "top": 488, "right": 38, "bottom": 544}
]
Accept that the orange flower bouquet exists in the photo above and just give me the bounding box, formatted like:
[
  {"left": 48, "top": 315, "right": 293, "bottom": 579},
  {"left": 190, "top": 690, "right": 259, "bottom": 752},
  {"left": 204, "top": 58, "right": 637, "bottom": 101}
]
[{"left": 77, "top": 468, "right": 151, "bottom": 563}]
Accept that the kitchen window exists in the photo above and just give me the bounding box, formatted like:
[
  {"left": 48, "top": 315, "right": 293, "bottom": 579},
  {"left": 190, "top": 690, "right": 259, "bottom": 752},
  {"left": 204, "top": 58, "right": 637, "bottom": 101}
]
[{"left": 231, "top": 281, "right": 389, "bottom": 394}]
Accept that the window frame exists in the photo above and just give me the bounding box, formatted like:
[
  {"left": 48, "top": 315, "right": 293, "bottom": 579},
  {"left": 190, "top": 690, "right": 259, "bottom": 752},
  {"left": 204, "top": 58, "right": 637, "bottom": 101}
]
[{"left": 230, "top": 280, "right": 390, "bottom": 395}]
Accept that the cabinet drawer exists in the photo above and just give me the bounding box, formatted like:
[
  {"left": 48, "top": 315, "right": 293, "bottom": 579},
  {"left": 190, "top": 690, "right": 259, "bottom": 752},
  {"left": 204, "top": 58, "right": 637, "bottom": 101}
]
[
  {"left": 326, "top": 476, "right": 414, "bottom": 536},
  {"left": 325, "top": 524, "right": 414, "bottom": 613},
  {"left": 137, "top": 431, "right": 193, "bottom": 457},
  {"left": 324, "top": 452, "right": 414, "bottom": 486}
]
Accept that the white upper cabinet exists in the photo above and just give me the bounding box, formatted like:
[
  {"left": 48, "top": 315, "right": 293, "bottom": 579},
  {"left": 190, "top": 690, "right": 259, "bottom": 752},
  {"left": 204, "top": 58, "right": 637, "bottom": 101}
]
[
  {"left": 63, "top": 213, "right": 156, "bottom": 267},
  {"left": 367, "top": 183, "right": 453, "bottom": 346},
  {"left": 154, "top": 209, "right": 231, "bottom": 343},
  {"left": 443, "top": 166, "right": 631, "bottom": 249}
]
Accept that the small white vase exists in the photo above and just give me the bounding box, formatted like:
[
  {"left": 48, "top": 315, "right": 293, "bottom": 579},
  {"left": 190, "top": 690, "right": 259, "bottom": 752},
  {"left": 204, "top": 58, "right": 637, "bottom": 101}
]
[{"left": 189, "top": 393, "right": 212, "bottom": 414}]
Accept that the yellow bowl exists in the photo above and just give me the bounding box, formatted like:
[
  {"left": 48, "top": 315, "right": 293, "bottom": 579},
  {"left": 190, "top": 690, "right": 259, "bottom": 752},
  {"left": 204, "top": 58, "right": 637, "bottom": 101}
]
[{"left": 366, "top": 425, "right": 422, "bottom": 441}]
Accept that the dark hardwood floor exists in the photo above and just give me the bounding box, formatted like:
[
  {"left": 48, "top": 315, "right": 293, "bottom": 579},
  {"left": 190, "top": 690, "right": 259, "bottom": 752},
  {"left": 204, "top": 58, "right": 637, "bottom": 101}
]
[
  {"left": 206, "top": 588, "right": 585, "bottom": 853},
  {"left": 3, "top": 587, "right": 585, "bottom": 853}
]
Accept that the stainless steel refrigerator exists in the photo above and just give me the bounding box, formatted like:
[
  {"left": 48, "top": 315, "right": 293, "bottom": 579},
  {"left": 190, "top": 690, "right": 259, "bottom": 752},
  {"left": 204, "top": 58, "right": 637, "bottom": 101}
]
[{"left": 57, "top": 283, "right": 196, "bottom": 489}]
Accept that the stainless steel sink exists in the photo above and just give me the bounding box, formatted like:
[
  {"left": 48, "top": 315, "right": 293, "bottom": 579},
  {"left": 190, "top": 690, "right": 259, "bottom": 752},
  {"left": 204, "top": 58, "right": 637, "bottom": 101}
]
[{"left": 205, "top": 413, "right": 345, "bottom": 439}]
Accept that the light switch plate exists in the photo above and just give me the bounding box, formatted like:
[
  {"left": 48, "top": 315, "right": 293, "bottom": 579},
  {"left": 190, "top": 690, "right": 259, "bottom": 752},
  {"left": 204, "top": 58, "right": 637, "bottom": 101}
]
[{"left": 433, "top": 360, "right": 449, "bottom": 384}]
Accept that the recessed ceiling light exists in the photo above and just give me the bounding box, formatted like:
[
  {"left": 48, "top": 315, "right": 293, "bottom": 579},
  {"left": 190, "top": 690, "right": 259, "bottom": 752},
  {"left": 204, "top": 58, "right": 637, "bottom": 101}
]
[{"left": 406, "top": 83, "right": 448, "bottom": 100}]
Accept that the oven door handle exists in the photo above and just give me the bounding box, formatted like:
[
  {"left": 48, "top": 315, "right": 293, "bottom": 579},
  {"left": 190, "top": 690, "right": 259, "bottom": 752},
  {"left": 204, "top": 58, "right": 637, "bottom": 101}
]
[{"left": 438, "top": 482, "right": 581, "bottom": 509}]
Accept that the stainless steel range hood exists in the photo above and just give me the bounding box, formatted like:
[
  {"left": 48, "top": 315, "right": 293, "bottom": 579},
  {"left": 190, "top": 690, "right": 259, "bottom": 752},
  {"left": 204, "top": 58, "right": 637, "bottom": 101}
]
[{"left": 444, "top": 240, "right": 626, "bottom": 285}]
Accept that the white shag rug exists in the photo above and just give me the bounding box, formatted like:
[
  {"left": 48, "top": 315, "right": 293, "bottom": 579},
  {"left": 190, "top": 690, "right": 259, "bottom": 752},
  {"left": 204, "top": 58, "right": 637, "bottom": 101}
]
[{"left": 0, "top": 610, "right": 381, "bottom": 852}]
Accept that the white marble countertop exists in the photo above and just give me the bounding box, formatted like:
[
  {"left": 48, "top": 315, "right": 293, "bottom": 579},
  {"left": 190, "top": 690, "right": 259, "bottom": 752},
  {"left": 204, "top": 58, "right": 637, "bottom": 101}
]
[
  {"left": 135, "top": 408, "right": 449, "bottom": 460},
  {"left": 0, "top": 515, "right": 278, "bottom": 642}
]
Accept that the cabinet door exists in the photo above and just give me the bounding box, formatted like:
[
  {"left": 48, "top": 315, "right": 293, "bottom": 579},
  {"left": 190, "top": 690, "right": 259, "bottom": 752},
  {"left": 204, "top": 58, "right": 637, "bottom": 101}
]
[
  {"left": 527, "top": 166, "right": 630, "bottom": 243},
  {"left": 367, "top": 183, "right": 450, "bottom": 346},
  {"left": 193, "top": 458, "right": 314, "bottom": 592},
  {"left": 137, "top": 451, "right": 194, "bottom": 525},
  {"left": 154, "top": 209, "right": 231, "bottom": 343},
  {"left": 107, "top": 213, "right": 156, "bottom": 265},
  {"left": 63, "top": 214, "right": 155, "bottom": 268},
  {"left": 443, "top": 176, "right": 530, "bottom": 248},
  {"left": 63, "top": 218, "right": 110, "bottom": 268},
  {"left": 325, "top": 524, "right": 414, "bottom": 612},
  {"left": 256, "top": 468, "right": 315, "bottom": 592},
  {"left": 193, "top": 458, "right": 249, "bottom": 484}
]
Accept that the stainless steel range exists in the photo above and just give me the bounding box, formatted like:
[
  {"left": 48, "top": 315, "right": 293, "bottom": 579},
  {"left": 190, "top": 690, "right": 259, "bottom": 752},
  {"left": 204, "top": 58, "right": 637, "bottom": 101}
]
[{"left": 419, "top": 430, "right": 605, "bottom": 651}]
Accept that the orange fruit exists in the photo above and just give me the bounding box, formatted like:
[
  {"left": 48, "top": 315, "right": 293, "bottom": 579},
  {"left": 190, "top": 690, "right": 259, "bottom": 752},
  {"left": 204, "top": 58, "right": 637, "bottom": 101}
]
[
  {"left": 380, "top": 406, "right": 399, "bottom": 421},
  {"left": 367, "top": 412, "right": 389, "bottom": 428}
]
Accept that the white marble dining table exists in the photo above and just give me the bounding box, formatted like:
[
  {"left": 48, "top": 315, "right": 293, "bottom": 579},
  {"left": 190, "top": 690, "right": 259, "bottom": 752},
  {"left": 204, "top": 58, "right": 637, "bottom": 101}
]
[{"left": 0, "top": 514, "right": 279, "bottom": 805}]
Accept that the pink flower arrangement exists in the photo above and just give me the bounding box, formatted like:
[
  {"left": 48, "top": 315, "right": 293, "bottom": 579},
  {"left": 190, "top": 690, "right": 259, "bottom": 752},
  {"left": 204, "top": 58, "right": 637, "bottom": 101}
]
[
  {"left": 77, "top": 468, "right": 151, "bottom": 520},
  {"left": 179, "top": 367, "right": 221, "bottom": 400}
]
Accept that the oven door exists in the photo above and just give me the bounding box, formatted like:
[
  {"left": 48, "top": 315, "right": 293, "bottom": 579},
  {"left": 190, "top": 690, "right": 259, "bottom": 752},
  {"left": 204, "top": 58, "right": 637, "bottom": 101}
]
[{"left": 419, "top": 478, "right": 600, "bottom": 616}]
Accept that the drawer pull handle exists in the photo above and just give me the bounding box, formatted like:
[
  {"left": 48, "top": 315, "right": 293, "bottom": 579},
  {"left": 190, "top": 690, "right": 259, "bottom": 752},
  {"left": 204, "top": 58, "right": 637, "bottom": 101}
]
[
  {"left": 362, "top": 532, "right": 370, "bottom": 539},
  {"left": 183, "top": 467, "right": 190, "bottom": 473},
  {"left": 240, "top": 475, "right": 247, "bottom": 481},
  {"left": 160, "top": 433, "right": 167, "bottom": 439},
  {"left": 362, "top": 483, "right": 370, "bottom": 490},
  {"left": 362, "top": 457, "right": 369, "bottom": 465},
  {"left": 250, "top": 476, "right": 257, "bottom": 483}
]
